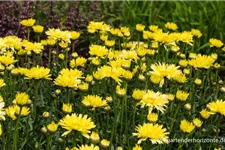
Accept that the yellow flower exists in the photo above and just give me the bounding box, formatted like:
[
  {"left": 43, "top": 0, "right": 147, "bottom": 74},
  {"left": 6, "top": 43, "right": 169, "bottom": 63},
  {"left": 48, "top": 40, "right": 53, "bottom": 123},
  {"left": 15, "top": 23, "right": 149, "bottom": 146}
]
[
  {"left": 0, "top": 55, "right": 17, "bottom": 66},
  {"left": 78, "top": 82, "right": 89, "bottom": 91},
  {"left": 42, "top": 111, "right": 49, "bottom": 118},
  {"left": 89, "top": 45, "right": 108, "bottom": 57},
  {"left": 110, "top": 28, "right": 120, "bottom": 35},
  {"left": 149, "top": 62, "right": 182, "bottom": 87},
  {"left": 194, "top": 78, "right": 202, "bottom": 85},
  {"left": 200, "top": 109, "right": 210, "bottom": 119},
  {"left": 87, "top": 21, "right": 110, "bottom": 33},
  {"left": 180, "top": 120, "right": 195, "bottom": 133},
  {"left": 189, "top": 54, "right": 216, "bottom": 69},
  {"left": 191, "top": 29, "right": 202, "bottom": 38},
  {"left": 72, "top": 52, "right": 78, "bottom": 58},
  {"left": 140, "top": 90, "right": 169, "bottom": 113},
  {"left": 59, "top": 54, "right": 65, "bottom": 60},
  {"left": 173, "top": 73, "right": 187, "bottom": 83},
  {"left": 85, "top": 75, "right": 93, "bottom": 83},
  {"left": 183, "top": 69, "right": 190, "bottom": 75},
  {"left": 209, "top": 38, "right": 223, "bottom": 48},
  {"left": 5, "top": 105, "right": 17, "bottom": 120},
  {"left": 82, "top": 95, "right": 107, "bottom": 109},
  {"left": 0, "top": 97, "right": 5, "bottom": 121},
  {"left": 89, "top": 131, "right": 100, "bottom": 144},
  {"left": 100, "top": 139, "right": 110, "bottom": 148},
  {"left": 59, "top": 113, "right": 96, "bottom": 137},
  {"left": 176, "top": 90, "right": 189, "bottom": 101},
  {"left": 6, "top": 105, "right": 30, "bottom": 120},
  {"left": 179, "top": 59, "right": 188, "bottom": 67},
  {"left": 132, "top": 89, "right": 146, "bottom": 101},
  {"left": 116, "top": 85, "right": 126, "bottom": 97},
  {"left": 20, "top": 18, "right": 36, "bottom": 27},
  {"left": 32, "top": 25, "right": 44, "bottom": 33},
  {"left": 133, "top": 123, "right": 169, "bottom": 144},
  {"left": 62, "top": 103, "right": 72, "bottom": 114},
  {"left": 214, "top": 148, "right": 221, "bottom": 150},
  {"left": 166, "top": 94, "right": 175, "bottom": 101},
  {"left": 193, "top": 118, "right": 203, "bottom": 128},
  {"left": 105, "top": 40, "right": 115, "bottom": 47},
  {"left": 165, "top": 22, "right": 178, "bottom": 30},
  {"left": 47, "top": 39, "right": 56, "bottom": 46},
  {"left": 14, "top": 92, "right": 30, "bottom": 105},
  {"left": 100, "top": 34, "right": 108, "bottom": 41},
  {"left": 46, "top": 28, "right": 71, "bottom": 43},
  {"left": 16, "top": 106, "right": 30, "bottom": 117},
  {"left": 21, "top": 41, "right": 44, "bottom": 54},
  {"left": 0, "top": 79, "right": 5, "bottom": 88},
  {"left": 120, "top": 26, "right": 130, "bottom": 37},
  {"left": 70, "top": 57, "right": 87, "bottom": 68},
  {"left": 147, "top": 113, "right": 158, "bottom": 123},
  {"left": 59, "top": 41, "right": 68, "bottom": 48},
  {"left": 73, "top": 144, "right": 100, "bottom": 150},
  {"left": 47, "top": 121, "right": 58, "bottom": 133},
  {"left": 116, "top": 146, "right": 123, "bottom": 150},
  {"left": 23, "top": 66, "right": 51, "bottom": 80},
  {"left": 54, "top": 68, "right": 83, "bottom": 88},
  {"left": 184, "top": 103, "right": 191, "bottom": 111},
  {"left": 136, "top": 24, "right": 145, "bottom": 31},
  {"left": 70, "top": 31, "right": 80, "bottom": 40},
  {"left": 149, "top": 25, "right": 159, "bottom": 32},
  {"left": 207, "top": 100, "right": 225, "bottom": 116},
  {"left": 91, "top": 57, "right": 100, "bottom": 66},
  {"left": 132, "top": 144, "right": 142, "bottom": 150}
]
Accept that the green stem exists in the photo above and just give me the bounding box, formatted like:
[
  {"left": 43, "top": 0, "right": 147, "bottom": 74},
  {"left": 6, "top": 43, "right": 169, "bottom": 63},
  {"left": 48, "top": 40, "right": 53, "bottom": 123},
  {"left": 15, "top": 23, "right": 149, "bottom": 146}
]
[
  {"left": 46, "top": 134, "right": 52, "bottom": 150},
  {"left": 66, "top": 88, "right": 70, "bottom": 103},
  {"left": 27, "top": 28, "right": 31, "bottom": 41},
  {"left": 170, "top": 103, "right": 181, "bottom": 132},
  {"left": 12, "top": 107, "right": 22, "bottom": 150},
  {"left": 48, "top": 48, "right": 52, "bottom": 69},
  {"left": 72, "top": 131, "right": 77, "bottom": 147},
  {"left": 72, "top": 41, "right": 75, "bottom": 53},
  {"left": 33, "top": 81, "right": 39, "bottom": 120}
]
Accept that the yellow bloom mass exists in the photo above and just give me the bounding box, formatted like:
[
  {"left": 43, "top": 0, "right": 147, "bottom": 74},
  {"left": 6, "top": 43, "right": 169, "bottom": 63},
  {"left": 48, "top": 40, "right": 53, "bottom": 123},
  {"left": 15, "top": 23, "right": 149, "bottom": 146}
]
[
  {"left": 149, "top": 62, "right": 182, "bottom": 87},
  {"left": 0, "top": 97, "right": 5, "bottom": 121},
  {"left": 54, "top": 68, "right": 83, "bottom": 88},
  {"left": 47, "top": 121, "right": 58, "bottom": 133},
  {"left": 72, "top": 144, "right": 100, "bottom": 150},
  {"left": 180, "top": 120, "right": 195, "bottom": 133},
  {"left": 189, "top": 54, "right": 216, "bottom": 69},
  {"left": 70, "top": 31, "right": 80, "bottom": 40},
  {"left": 89, "top": 45, "right": 108, "bottom": 57},
  {"left": 207, "top": 100, "right": 225, "bottom": 116},
  {"left": 23, "top": 66, "right": 51, "bottom": 80},
  {"left": 62, "top": 103, "right": 72, "bottom": 114},
  {"left": 59, "top": 113, "right": 96, "bottom": 137},
  {"left": 32, "top": 25, "right": 44, "bottom": 33},
  {"left": 165, "top": 22, "right": 178, "bottom": 30},
  {"left": 0, "top": 79, "right": 5, "bottom": 88},
  {"left": 176, "top": 90, "right": 189, "bottom": 101},
  {"left": 209, "top": 38, "right": 223, "bottom": 48},
  {"left": 133, "top": 123, "right": 169, "bottom": 144},
  {"left": 14, "top": 92, "right": 30, "bottom": 106},
  {"left": 136, "top": 24, "right": 145, "bottom": 31},
  {"left": 82, "top": 95, "right": 107, "bottom": 109},
  {"left": 132, "top": 89, "right": 146, "bottom": 101},
  {"left": 200, "top": 109, "right": 210, "bottom": 119},
  {"left": 0, "top": 55, "right": 17, "bottom": 66},
  {"left": 140, "top": 90, "right": 169, "bottom": 113},
  {"left": 20, "top": 18, "right": 36, "bottom": 27}
]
